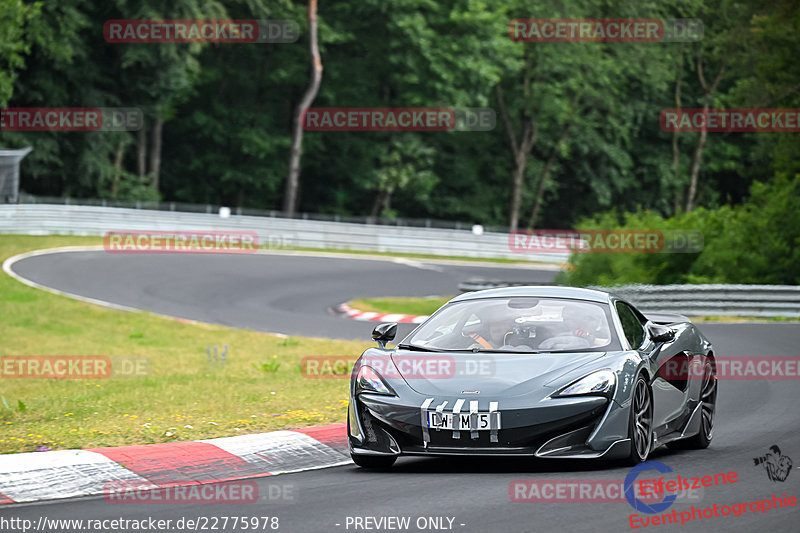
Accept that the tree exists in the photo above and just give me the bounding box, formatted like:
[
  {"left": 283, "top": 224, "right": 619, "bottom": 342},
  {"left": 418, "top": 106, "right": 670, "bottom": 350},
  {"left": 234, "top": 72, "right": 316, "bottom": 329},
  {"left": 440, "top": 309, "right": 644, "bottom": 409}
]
[
  {"left": 284, "top": 0, "right": 321, "bottom": 215},
  {"left": 0, "top": 0, "right": 40, "bottom": 107},
  {"left": 107, "top": 0, "right": 230, "bottom": 194},
  {"left": 368, "top": 134, "right": 437, "bottom": 219}
]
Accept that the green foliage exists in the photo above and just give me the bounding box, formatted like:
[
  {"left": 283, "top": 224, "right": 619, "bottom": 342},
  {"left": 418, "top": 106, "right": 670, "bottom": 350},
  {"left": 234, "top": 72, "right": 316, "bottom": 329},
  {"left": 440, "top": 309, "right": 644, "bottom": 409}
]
[
  {"left": 1, "top": 0, "right": 798, "bottom": 260},
  {"left": 559, "top": 174, "right": 800, "bottom": 286},
  {"left": 253, "top": 356, "right": 281, "bottom": 374},
  {"left": 1, "top": 396, "right": 27, "bottom": 412},
  {"left": 555, "top": 208, "right": 708, "bottom": 286},
  {"left": 690, "top": 173, "right": 800, "bottom": 284},
  {"left": 0, "top": 0, "right": 40, "bottom": 106},
  {"left": 370, "top": 135, "right": 438, "bottom": 218}
]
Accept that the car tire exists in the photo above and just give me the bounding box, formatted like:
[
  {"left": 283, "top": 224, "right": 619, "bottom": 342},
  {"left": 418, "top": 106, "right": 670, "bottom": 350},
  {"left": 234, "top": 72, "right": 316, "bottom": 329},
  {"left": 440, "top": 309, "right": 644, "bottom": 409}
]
[
  {"left": 351, "top": 454, "right": 397, "bottom": 469},
  {"left": 668, "top": 359, "right": 716, "bottom": 450},
  {"left": 625, "top": 374, "right": 653, "bottom": 465}
]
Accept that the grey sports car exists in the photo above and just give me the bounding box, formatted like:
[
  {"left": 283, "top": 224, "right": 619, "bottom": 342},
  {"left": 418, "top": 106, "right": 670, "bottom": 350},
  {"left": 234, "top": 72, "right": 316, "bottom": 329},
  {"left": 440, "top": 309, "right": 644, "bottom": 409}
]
[{"left": 348, "top": 286, "right": 717, "bottom": 468}]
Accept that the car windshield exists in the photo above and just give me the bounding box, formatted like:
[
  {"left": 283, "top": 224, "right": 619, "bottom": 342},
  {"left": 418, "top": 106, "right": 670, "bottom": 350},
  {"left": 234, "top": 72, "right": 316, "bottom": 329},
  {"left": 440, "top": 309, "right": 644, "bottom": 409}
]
[{"left": 401, "top": 297, "right": 620, "bottom": 353}]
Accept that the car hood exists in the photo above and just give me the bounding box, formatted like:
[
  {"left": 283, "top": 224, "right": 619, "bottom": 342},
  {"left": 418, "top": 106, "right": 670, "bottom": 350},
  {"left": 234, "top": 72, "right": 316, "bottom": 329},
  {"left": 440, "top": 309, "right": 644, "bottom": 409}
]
[{"left": 390, "top": 350, "right": 608, "bottom": 398}]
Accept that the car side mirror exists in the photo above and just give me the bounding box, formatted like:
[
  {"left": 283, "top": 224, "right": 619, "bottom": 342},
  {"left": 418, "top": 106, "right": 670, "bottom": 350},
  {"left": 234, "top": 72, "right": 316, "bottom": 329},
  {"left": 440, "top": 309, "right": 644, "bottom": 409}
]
[
  {"left": 372, "top": 322, "right": 397, "bottom": 349},
  {"left": 647, "top": 323, "right": 675, "bottom": 343}
]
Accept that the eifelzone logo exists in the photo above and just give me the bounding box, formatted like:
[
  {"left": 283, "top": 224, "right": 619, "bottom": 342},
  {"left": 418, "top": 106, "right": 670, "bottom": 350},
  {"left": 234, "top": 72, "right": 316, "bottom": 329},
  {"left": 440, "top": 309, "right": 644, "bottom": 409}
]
[{"left": 625, "top": 461, "right": 678, "bottom": 514}]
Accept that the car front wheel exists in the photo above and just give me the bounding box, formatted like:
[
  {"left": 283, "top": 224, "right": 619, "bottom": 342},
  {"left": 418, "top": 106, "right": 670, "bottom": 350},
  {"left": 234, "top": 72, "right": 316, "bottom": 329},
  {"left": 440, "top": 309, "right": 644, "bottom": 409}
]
[
  {"left": 626, "top": 375, "right": 653, "bottom": 465},
  {"left": 669, "top": 359, "right": 717, "bottom": 450}
]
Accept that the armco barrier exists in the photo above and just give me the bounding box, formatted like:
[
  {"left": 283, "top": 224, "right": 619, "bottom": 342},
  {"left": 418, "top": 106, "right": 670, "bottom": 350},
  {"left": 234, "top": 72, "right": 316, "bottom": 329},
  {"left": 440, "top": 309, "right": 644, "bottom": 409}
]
[
  {"left": 0, "top": 204, "right": 567, "bottom": 263},
  {"left": 592, "top": 284, "right": 800, "bottom": 318},
  {"left": 458, "top": 282, "right": 800, "bottom": 318}
]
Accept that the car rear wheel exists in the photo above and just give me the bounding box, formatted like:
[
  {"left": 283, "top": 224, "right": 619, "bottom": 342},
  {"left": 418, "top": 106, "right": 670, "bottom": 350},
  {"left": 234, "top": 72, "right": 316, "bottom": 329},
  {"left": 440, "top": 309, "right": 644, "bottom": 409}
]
[
  {"left": 626, "top": 375, "right": 653, "bottom": 465},
  {"left": 351, "top": 454, "right": 397, "bottom": 469},
  {"left": 668, "top": 360, "right": 716, "bottom": 450}
]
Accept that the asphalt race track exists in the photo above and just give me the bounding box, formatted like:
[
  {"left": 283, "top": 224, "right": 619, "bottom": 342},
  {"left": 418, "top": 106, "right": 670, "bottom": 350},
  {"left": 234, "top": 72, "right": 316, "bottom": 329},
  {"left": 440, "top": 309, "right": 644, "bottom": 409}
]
[
  {"left": 3, "top": 250, "right": 800, "bottom": 533},
  {"left": 7, "top": 250, "right": 558, "bottom": 340}
]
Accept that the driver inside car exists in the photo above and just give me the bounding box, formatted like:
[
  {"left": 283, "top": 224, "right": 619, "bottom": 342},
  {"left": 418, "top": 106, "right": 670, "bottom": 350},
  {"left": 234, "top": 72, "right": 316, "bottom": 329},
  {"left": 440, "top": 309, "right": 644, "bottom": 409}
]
[
  {"left": 558, "top": 306, "right": 610, "bottom": 348},
  {"left": 467, "top": 313, "right": 511, "bottom": 350}
]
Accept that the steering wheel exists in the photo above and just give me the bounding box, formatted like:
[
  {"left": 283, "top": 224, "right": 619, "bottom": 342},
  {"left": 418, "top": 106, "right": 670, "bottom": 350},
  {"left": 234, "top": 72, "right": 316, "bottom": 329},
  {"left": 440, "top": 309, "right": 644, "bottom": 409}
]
[
  {"left": 537, "top": 335, "right": 592, "bottom": 350},
  {"left": 505, "top": 324, "right": 536, "bottom": 348}
]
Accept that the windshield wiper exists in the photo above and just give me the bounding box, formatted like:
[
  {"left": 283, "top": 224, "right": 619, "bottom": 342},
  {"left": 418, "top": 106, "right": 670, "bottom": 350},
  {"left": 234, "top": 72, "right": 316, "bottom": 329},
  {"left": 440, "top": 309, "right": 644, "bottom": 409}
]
[
  {"left": 396, "top": 343, "right": 444, "bottom": 352},
  {"left": 470, "top": 348, "right": 544, "bottom": 354}
]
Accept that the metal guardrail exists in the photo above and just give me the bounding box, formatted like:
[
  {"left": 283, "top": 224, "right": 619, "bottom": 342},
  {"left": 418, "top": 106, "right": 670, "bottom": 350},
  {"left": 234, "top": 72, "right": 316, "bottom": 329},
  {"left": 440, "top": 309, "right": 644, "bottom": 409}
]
[
  {"left": 457, "top": 282, "right": 800, "bottom": 318},
  {"left": 0, "top": 204, "right": 568, "bottom": 263},
  {"left": 3, "top": 205, "right": 797, "bottom": 316},
  {"left": 590, "top": 284, "right": 800, "bottom": 318},
  {"left": 16, "top": 193, "right": 510, "bottom": 232}
]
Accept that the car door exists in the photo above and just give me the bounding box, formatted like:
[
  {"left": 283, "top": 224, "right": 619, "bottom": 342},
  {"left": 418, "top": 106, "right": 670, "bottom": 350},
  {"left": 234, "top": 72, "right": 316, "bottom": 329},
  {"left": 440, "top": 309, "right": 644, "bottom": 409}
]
[{"left": 614, "top": 300, "right": 686, "bottom": 430}]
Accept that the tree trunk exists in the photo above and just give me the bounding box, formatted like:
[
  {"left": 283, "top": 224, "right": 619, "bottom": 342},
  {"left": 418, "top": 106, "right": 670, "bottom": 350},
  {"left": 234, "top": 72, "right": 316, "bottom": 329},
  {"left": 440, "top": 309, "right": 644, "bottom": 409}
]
[
  {"left": 685, "top": 110, "right": 708, "bottom": 212},
  {"left": 496, "top": 83, "right": 537, "bottom": 231},
  {"left": 509, "top": 148, "right": 527, "bottom": 231},
  {"left": 137, "top": 120, "right": 147, "bottom": 178},
  {"left": 369, "top": 188, "right": 385, "bottom": 218},
  {"left": 527, "top": 120, "right": 572, "bottom": 229},
  {"left": 149, "top": 117, "right": 163, "bottom": 192},
  {"left": 111, "top": 140, "right": 125, "bottom": 199},
  {"left": 685, "top": 54, "right": 727, "bottom": 212},
  {"left": 672, "top": 44, "right": 684, "bottom": 215},
  {"left": 284, "top": 0, "right": 322, "bottom": 215}
]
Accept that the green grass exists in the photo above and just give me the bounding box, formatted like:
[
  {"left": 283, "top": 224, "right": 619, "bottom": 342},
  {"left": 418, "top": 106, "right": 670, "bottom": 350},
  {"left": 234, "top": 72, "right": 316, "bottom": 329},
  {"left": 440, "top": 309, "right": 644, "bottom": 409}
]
[
  {"left": 0, "top": 235, "right": 371, "bottom": 453},
  {"left": 348, "top": 296, "right": 453, "bottom": 316}
]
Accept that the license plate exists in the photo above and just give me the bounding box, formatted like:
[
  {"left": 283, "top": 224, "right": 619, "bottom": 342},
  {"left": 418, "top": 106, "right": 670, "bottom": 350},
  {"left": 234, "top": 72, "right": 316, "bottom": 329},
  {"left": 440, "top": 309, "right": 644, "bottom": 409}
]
[{"left": 426, "top": 411, "right": 500, "bottom": 430}]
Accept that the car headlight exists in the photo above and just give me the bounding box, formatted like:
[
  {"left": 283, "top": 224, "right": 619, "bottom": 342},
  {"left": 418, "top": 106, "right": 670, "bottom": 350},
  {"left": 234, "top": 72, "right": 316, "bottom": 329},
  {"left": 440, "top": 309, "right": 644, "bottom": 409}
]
[
  {"left": 355, "top": 366, "right": 395, "bottom": 396},
  {"left": 555, "top": 370, "right": 616, "bottom": 397}
]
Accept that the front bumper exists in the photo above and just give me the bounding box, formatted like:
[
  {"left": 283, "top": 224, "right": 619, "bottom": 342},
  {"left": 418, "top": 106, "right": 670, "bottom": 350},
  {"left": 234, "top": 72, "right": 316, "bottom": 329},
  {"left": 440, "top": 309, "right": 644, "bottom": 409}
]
[{"left": 349, "top": 391, "right": 631, "bottom": 460}]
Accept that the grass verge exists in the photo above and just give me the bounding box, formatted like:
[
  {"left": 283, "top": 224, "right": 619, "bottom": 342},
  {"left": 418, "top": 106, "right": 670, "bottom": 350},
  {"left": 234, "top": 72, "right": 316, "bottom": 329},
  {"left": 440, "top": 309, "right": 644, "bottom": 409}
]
[
  {"left": 0, "top": 235, "right": 370, "bottom": 454},
  {"left": 348, "top": 296, "right": 453, "bottom": 316}
]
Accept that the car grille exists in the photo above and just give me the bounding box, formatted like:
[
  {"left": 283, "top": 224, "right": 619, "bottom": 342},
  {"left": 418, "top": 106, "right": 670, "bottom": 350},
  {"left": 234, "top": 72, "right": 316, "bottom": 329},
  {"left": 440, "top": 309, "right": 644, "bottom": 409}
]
[{"left": 372, "top": 405, "right": 606, "bottom": 451}]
